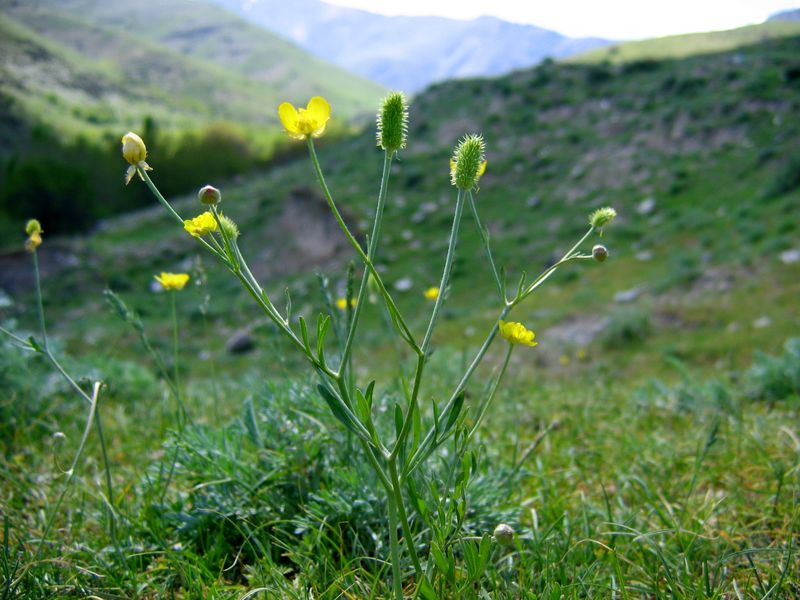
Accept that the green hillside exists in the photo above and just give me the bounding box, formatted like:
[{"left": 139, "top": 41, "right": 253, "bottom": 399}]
[
  {"left": 571, "top": 20, "right": 800, "bottom": 63},
  {"left": 2, "top": 30, "right": 800, "bottom": 599}
]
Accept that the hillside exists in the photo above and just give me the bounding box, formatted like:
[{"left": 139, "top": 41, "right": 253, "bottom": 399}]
[
  {"left": 571, "top": 20, "right": 800, "bottom": 64},
  {"left": 6, "top": 32, "right": 799, "bottom": 379},
  {"left": 212, "top": 0, "right": 610, "bottom": 91}
]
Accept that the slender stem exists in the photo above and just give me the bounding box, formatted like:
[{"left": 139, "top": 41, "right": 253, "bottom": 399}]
[
  {"left": 340, "top": 151, "right": 393, "bottom": 386},
  {"left": 140, "top": 167, "right": 183, "bottom": 226},
  {"left": 389, "top": 460, "right": 422, "bottom": 575},
  {"left": 169, "top": 291, "right": 191, "bottom": 426},
  {"left": 517, "top": 227, "right": 594, "bottom": 303},
  {"left": 467, "top": 190, "right": 503, "bottom": 299},
  {"left": 466, "top": 342, "right": 513, "bottom": 441},
  {"left": 386, "top": 490, "right": 404, "bottom": 600},
  {"left": 421, "top": 190, "right": 464, "bottom": 352},
  {"left": 307, "top": 139, "right": 419, "bottom": 354},
  {"left": 32, "top": 252, "right": 48, "bottom": 351}
]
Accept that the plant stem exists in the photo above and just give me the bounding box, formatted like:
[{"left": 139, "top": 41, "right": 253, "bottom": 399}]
[
  {"left": 386, "top": 490, "right": 404, "bottom": 600},
  {"left": 466, "top": 342, "right": 513, "bottom": 441},
  {"left": 389, "top": 459, "right": 422, "bottom": 576},
  {"left": 340, "top": 151, "right": 393, "bottom": 388},
  {"left": 467, "top": 190, "right": 503, "bottom": 299},
  {"left": 32, "top": 252, "right": 48, "bottom": 351},
  {"left": 307, "top": 139, "right": 419, "bottom": 353}
]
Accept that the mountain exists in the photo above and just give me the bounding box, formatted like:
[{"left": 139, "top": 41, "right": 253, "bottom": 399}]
[
  {"left": 769, "top": 8, "right": 800, "bottom": 21},
  {"left": 570, "top": 21, "right": 800, "bottom": 64},
  {"left": 210, "top": 0, "right": 610, "bottom": 92},
  {"left": 0, "top": 0, "right": 384, "bottom": 142}
]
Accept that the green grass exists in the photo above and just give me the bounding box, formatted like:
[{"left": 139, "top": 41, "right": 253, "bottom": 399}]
[{"left": 1, "top": 30, "right": 800, "bottom": 599}]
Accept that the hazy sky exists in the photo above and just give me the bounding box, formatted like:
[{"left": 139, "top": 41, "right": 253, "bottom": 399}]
[{"left": 323, "top": 1, "right": 798, "bottom": 39}]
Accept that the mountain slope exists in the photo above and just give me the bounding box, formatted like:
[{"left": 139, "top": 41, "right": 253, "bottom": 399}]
[
  {"left": 570, "top": 21, "right": 800, "bottom": 64},
  {"left": 211, "top": 0, "right": 610, "bottom": 91}
]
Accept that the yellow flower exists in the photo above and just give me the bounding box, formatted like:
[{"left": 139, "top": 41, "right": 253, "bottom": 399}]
[
  {"left": 183, "top": 211, "right": 218, "bottom": 237},
  {"left": 278, "top": 96, "right": 331, "bottom": 140},
  {"left": 121, "top": 132, "right": 153, "bottom": 185},
  {"left": 423, "top": 286, "right": 439, "bottom": 301},
  {"left": 335, "top": 297, "right": 357, "bottom": 310},
  {"left": 155, "top": 272, "right": 190, "bottom": 291},
  {"left": 559, "top": 354, "right": 570, "bottom": 366},
  {"left": 498, "top": 320, "right": 537, "bottom": 347}
]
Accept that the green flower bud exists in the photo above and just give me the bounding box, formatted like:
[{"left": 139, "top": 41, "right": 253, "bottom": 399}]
[
  {"left": 198, "top": 184, "right": 221, "bottom": 205},
  {"left": 25, "top": 219, "right": 42, "bottom": 236},
  {"left": 219, "top": 213, "right": 239, "bottom": 240},
  {"left": 592, "top": 244, "right": 608, "bottom": 262},
  {"left": 589, "top": 207, "right": 617, "bottom": 229},
  {"left": 376, "top": 91, "right": 408, "bottom": 152},
  {"left": 451, "top": 134, "right": 486, "bottom": 190},
  {"left": 493, "top": 523, "right": 515, "bottom": 547}
]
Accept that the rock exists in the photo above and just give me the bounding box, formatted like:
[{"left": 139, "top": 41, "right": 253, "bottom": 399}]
[
  {"left": 0, "top": 289, "right": 13, "bottom": 309},
  {"left": 614, "top": 287, "right": 642, "bottom": 303},
  {"left": 526, "top": 195, "right": 541, "bottom": 208},
  {"left": 394, "top": 277, "right": 413, "bottom": 292},
  {"left": 637, "top": 197, "right": 656, "bottom": 215},
  {"left": 635, "top": 250, "right": 653, "bottom": 261},
  {"left": 226, "top": 329, "right": 255, "bottom": 354},
  {"left": 752, "top": 316, "right": 771, "bottom": 329},
  {"left": 779, "top": 249, "right": 800, "bottom": 264}
]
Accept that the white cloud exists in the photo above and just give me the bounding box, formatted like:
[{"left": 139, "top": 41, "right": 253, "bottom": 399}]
[{"left": 322, "top": 0, "right": 799, "bottom": 39}]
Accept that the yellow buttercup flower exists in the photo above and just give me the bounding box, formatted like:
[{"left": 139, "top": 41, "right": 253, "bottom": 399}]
[
  {"left": 183, "top": 211, "right": 218, "bottom": 237},
  {"left": 335, "top": 297, "right": 357, "bottom": 310},
  {"left": 155, "top": 272, "right": 190, "bottom": 291},
  {"left": 121, "top": 132, "right": 153, "bottom": 185},
  {"left": 423, "top": 286, "right": 439, "bottom": 301},
  {"left": 498, "top": 320, "right": 537, "bottom": 347},
  {"left": 278, "top": 96, "right": 331, "bottom": 140}
]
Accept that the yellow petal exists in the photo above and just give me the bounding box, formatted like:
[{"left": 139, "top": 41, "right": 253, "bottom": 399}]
[
  {"left": 306, "top": 96, "right": 330, "bottom": 128},
  {"left": 278, "top": 102, "right": 300, "bottom": 134},
  {"left": 478, "top": 160, "right": 487, "bottom": 177}
]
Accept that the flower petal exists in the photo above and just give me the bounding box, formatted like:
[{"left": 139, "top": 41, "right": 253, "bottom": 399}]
[
  {"left": 278, "top": 102, "right": 300, "bottom": 134},
  {"left": 306, "top": 96, "right": 330, "bottom": 127}
]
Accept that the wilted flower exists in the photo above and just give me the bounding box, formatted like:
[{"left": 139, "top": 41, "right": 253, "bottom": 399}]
[
  {"left": 493, "top": 524, "right": 515, "bottom": 547},
  {"left": 278, "top": 96, "right": 331, "bottom": 140},
  {"left": 154, "top": 272, "right": 190, "bottom": 291},
  {"left": 423, "top": 286, "right": 439, "bottom": 301},
  {"left": 24, "top": 219, "right": 43, "bottom": 253},
  {"left": 198, "top": 185, "right": 221, "bottom": 206},
  {"left": 183, "top": 212, "right": 218, "bottom": 237},
  {"left": 498, "top": 320, "right": 537, "bottom": 347},
  {"left": 377, "top": 91, "right": 408, "bottom": 152},
  {"left": 121, "top": 132, "right": 153, "bottom": 184},
  {"left": 592, "top": 244, "right": 608, "bottom": 262}
]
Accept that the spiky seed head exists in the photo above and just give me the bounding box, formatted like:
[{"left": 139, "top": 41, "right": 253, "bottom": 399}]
[
  {"left": 219, "top": 214, "right": 239, "bottom": 240},
  {"left": 592, "top": 244, "right": 609, "bottom": 262},
  {"left": 451, "top": 134, "right": 486, "bottom": 190},
  {"left": 589, "top": 207, "right": 617, "bottom": 229},
  {"left": 198, "top": 184, "right": 221, "bottom": 206},
  {"left": 377, "top": 91, "right": 408, "bottom": 152},
  {"left": 493, "top": 523, "right": 515, "bottom": 547}
]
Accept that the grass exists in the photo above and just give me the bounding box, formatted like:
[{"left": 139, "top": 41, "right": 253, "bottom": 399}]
[{"left": 1, "top": 28, "right": 800, "bottom": 599}]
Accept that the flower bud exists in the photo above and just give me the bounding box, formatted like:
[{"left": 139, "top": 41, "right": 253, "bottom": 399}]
[
  {"left": 25, "top": 219, "right": 42, "bottom": 236},
  {"left": 450, "top": 134, "right": 486, "bottom": 190},
  {"left": 589, "top": 207, "right": 617, "bottom": 229},
  {"left": 377, "top": 91, "right": 408, "bottom": 152},
  {"left": 121, "top": 132, "right": 147, "bottom": 165},
  {"left": 592, "top": 244, "right": 608, "bottom": 263},
  {"left": 493, "top": 523, "right": 515, "bottom": 547},
  {"left": 198, "top": 185, "right": 221, "bottom": 206},
  {"left": 219, "top": 214, "right": 240, "bottom": 240}
]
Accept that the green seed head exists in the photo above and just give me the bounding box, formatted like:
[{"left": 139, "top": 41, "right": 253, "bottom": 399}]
[
  {"left": 376, "top": 91, "right": 408, "bottom": 152},
  {"left": 25, "top": 219, "right": 42, "bottom": 236},
  {"left": 589, "top": 207, "right": 617, "bottom": 229},
  {"left": 219, "top": 214, "right": 239, "bottom": 239},
  {"left": 451, "top": 134, "right": 486, "bottom": 190}
]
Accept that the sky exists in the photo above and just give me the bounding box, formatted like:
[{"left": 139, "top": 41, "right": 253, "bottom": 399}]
[{"left": 322, "top": 0, "right": 799, "bottom": 40}]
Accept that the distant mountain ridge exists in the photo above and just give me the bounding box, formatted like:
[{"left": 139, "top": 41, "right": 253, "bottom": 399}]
[
  {"left": 769, "top": 8, "right": 800, "bottom": 21},
  {"left": 210, "top": 0, "right": 611, "bottom": 91}
]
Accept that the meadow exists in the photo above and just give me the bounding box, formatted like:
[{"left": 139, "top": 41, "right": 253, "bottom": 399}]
[{"left": 1, "top": 18, "right": 800, "bottom": 600}]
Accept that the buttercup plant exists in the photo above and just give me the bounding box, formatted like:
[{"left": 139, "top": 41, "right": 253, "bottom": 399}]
[{"left": 123, "top": 91, "right": 616, "bottom": 597}]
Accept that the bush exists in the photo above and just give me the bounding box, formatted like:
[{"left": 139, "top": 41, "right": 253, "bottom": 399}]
[
  {"left": 601, "top": 306, "right": 652, "bottom": 348},
  {"left": 745, "top": 338, "right": 800, "bottom": 402}
]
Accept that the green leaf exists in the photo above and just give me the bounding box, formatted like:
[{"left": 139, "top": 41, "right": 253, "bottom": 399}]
[
  {"left": 445, "top": 392, "right": 465, "bottom": 434},
  {"left": 242, "top": 396, "right": 262, "bottom": 448},
  {"left": 316, "top": 314, "right": 331, "bottom": 364},
  {"left": 317, "top": 384, "right": 360, "bottom": 437},
  {"left": 394, "top": 403, "right": 404, "bottom": 439},
  {"left": 298, "top": 316, "right": 310, "bottom": 352}
]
